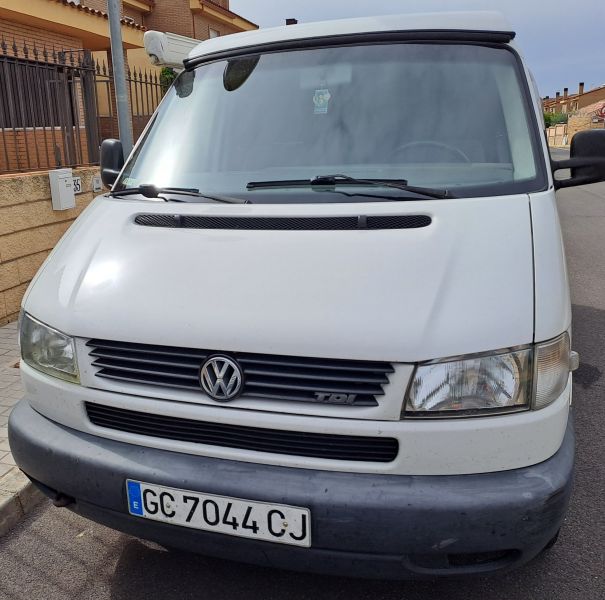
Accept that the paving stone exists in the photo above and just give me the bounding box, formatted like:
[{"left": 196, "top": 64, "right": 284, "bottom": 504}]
[{"left": 0, "top": 454, "right": 16, "bottom": 466}]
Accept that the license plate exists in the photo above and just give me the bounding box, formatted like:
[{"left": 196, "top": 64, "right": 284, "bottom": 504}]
[{"left": 126, "top": 480, "right": 311, "bottom": 547}]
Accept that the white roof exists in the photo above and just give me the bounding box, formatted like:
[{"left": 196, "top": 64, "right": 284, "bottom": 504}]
[{"left": 188, "top": 11, "right": 513, "bottom": 61}]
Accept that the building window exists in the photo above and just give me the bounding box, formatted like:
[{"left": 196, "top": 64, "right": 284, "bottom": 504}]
[{"left": 209, "top": 28, "right": 220, "bottom": 39}]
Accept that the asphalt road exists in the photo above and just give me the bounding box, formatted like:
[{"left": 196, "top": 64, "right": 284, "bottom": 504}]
[{"left": 1, "top": 151, "right": 604, "bottom": 600}]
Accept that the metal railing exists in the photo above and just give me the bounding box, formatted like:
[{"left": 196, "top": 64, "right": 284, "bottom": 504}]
[{"left": 0, "top": 39, "right": 166, "bottom": 175}]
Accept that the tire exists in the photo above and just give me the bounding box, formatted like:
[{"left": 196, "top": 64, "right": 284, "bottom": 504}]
[{"left": 543, "top": 529, "right": 561, "bottom": 551}]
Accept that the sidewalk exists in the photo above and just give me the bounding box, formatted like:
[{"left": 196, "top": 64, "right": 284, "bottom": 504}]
[
  {"left": 0, "top": 320, "right": 43, "bottom": 535},
  {"left": 0, "top": 320, "right": 21, "bottom": 477}
]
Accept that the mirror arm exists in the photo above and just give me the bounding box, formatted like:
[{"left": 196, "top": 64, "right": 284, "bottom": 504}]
[
  {"left": 552, "top": 157, "right": 605, "bottom": 190},
  {"left": 551, "top": 157, "right": 605, "bottom": 171},
  {"left": 555, "top": 174, "right": 603, "bottom": 189}
]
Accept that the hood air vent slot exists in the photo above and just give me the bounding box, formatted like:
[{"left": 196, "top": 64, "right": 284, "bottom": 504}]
[{"left": 134, "top": 214, "right": 431, "bottom": 231}]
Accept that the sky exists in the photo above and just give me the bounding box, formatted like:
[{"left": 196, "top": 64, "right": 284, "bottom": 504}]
[{"left": 230, "top": 0, "right": 605, "bottom": 97}]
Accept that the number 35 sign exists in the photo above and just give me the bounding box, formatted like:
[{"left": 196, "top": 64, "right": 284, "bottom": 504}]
[{"left": 72, "top": 177, "right": 82, "bottom": 195}]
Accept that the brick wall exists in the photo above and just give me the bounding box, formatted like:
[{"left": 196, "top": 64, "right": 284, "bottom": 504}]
[
  {"left": 0, "top": 167, "right": 99, "bottom": 325},
  {"left": 80, "top": 0, "right": 108, "bottom": 12},
  {"left": 0, "top": 18, "right": 82, "bottom": 51},
  {"left": 193, "top": 13, "right": 239, "bottom": 38},
  {"left": 144, "top": 0, "right": 194, "bottom": 37},
  {"left": 123, "top": 6, "right": 145, "bottom": 26},
  {"left": 0, "top": 128, "right": 91, "bottom": 174}
]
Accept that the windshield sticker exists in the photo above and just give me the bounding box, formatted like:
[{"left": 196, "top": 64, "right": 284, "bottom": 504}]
[{"left": 313, "top": 89, "right": 332, "bottom": 114}]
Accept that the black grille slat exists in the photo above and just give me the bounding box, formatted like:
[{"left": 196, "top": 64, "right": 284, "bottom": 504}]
[
  {"left": 86, "top": 403, "right": 398, "bottom": 462},
  {"left": 86, "top": 404, "right": 386, "bottom": 448},
  {"left": 243, "top": 366, "right": 389, "bottom": 384},
  {"left": 96, "top": 370, "right": 201, "bottom": 391},
  {"left": 244, "top": 378, "right": 384, "bottom": 396},
  {"left": 89, "top": 340, "right": 208, "bottom": 360},
  {"left": 237, "top": 356, "right": 394, "bottom": 374},
  {"left": 92, "top": 359, "right": 200, "bottom": 381},
  {"left": 134, "top": 213, "right": 432, "bottom": 231},
  {"left": 89, "top": 349, "right": 205, "bottom": 369},
  {"left": 87, "top": 339, "right": 393, "bottom": 407}
]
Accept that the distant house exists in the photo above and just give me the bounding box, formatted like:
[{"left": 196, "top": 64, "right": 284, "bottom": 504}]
[{"left": 542, "top": 82, "right": 605, "bottom": 114}]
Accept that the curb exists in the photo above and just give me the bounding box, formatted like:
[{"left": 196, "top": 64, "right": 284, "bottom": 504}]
[{"left": 0, "top": 468, "right": 45, "bottom": 537}]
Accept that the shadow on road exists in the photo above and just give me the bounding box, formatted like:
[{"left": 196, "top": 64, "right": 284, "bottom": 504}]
[{"left": 108, "top": 537, "right": 559, "bottom": 600}]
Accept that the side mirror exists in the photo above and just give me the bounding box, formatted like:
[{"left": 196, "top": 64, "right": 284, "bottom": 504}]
[
  {"left": 100, "top": 139, "right": 124, "bottom": 188},
  {"left": 552, "top": 130, "right": 605, "bottom": 189}
]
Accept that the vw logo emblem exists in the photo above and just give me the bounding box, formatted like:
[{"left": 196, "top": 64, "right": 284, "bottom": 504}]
[{"left": 200, "top": 355, "right": 243, "bottom": 402}]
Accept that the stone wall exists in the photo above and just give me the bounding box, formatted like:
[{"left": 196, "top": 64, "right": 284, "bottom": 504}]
[
  {"left": 567, "top": 107, "right": 605, "bottom": 145},
  {"left": 546, "top": 124, "right": 568, "bottom": 147},
  {"left": 0, "top": 167, "right": 100, "bottom": 325}
]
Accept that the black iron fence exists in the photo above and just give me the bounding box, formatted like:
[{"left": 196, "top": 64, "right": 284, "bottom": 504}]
[{"left": 0, "top": 39, "right": 166, "bottom": 174}]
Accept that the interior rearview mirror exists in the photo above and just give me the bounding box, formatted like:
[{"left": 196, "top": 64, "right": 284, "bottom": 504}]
[
  {"left": 100, "top": 139, "right": 125, "bottom": 188},
  {"left": 552, "top": 130, "right": 605, "bottom": 189}
]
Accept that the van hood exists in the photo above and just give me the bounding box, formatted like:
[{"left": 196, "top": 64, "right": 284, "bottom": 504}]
[{"left": 25, "top": 195, "right": 534, "bottom": 362}]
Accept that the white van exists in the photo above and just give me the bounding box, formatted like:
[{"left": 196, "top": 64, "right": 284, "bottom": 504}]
[{"left": 9, "top": 12, "right": 605, "bottom": 578}]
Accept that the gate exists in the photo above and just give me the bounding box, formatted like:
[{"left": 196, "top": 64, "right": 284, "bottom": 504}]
[{"left": 0, "top": 40, "right": 166, "bottom": 175}]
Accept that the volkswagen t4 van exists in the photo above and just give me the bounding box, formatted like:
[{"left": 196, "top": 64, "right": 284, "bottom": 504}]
[{"left": 9, "top": 12, "right": 605, "bottom": 578}]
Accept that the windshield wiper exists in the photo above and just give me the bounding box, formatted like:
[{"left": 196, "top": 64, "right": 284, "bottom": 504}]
[
  {"left": 109, "top": 184, "right": 248, "bottom": 204},
  {"left": 246, "top": 174, "right": 454, "bottom": 199}
]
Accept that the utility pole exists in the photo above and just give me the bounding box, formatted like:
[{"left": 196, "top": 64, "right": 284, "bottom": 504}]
[{"left": 107, "top": 0, "right": 133, "bottom": 157}]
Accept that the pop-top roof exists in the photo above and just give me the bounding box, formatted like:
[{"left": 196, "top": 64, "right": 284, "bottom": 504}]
[{"left": 187, "top": 11, "right": 514, "bottom": 63}]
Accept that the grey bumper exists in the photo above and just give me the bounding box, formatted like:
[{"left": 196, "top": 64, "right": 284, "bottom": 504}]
[{"left": 9, "top": 399, "right": 574, "bottom": 579}]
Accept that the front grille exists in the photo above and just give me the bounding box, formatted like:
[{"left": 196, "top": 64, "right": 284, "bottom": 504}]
[
  {"left": 85, "top": 403, "right": 398, "bottom": 462},
  {"left": 134, "top": 213, "right": 432, "bottom": 231},
  {"left": 86, "top": 339, "right": 393, "bottom": 407}
]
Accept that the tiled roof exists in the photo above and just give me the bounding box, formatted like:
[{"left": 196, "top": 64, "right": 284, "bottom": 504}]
[
  {"left": 574, "top": 100, "right": 605, "bottom": 116},
  {"left": 54, "top": 0, "right": 147, "bottom": 31}
]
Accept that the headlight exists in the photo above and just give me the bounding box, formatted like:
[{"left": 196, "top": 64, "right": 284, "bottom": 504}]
[
  {"left": 404, "top": 334, "right": 574, "bottom": 418},
  {"left": 405, "top": 348, "right": 532, "bottom": 417},
  {"left": 20, "top": 312, "right": 79, "bottom": 383}
]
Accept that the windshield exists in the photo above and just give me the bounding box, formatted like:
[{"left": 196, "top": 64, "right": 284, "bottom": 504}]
[{"left": 116, "top": 43, "right": 546, "bottom": 202}]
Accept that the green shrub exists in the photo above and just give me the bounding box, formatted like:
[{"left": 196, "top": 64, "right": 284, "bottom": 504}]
[
  {"left": 544, "top": 112, "right": 568, "bottom": 127},
  {"left": 160, "top": 67, "right": 177, "bottom": 92}
]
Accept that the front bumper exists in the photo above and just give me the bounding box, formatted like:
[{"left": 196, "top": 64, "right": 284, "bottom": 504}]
[{"left": 9, "top": 399, "right": 574, "bottom": 579}]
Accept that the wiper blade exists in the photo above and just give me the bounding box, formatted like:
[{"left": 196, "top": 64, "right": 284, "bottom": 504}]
[
  {"left": 109, "top": 184, "right": 248, "bottom": 204},
  {"left": 246, "top": 174, "right": 454, "bottom": 199}
]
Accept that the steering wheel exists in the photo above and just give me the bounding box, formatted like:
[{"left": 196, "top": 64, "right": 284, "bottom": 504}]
[{"left": 394, "top": 141, "right": 471, "bottom": 163}]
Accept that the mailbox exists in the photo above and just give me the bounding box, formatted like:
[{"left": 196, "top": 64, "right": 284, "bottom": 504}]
[{"left": 49, "top": 168, "right": 75, "bottom": 211}]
